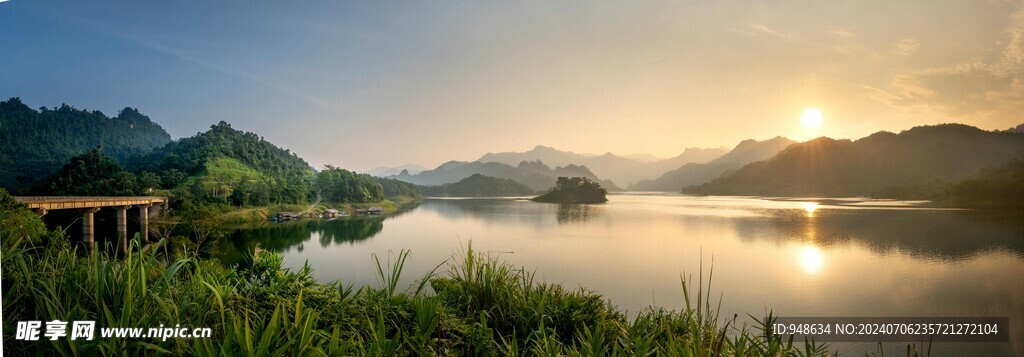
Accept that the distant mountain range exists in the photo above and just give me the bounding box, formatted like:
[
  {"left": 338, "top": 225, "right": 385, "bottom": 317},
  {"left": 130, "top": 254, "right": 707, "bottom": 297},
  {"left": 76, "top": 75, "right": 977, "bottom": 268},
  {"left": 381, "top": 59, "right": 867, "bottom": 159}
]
[
  {"left": 366, "top": 164, "right": 428, "bottom": 177},
  {"left": 629, "top": 136, "right": 797, "bottom": 191},
  {"left": 419, "top": 174, "right": 536, "bottom": 197},
  {"left": 388, "top": 160, "right": 621, "bottom": 192},
  {"left": 477, "top": 145, "right": 727, "bottom": 186},
  {"left": 686, "top": 124, "right": 1024, "bottom": 197}
]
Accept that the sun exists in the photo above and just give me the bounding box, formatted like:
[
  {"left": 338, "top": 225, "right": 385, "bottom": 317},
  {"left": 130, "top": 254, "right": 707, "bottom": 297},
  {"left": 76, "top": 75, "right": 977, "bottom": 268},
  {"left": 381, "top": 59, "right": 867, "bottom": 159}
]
[{"left": 800, "top": 108, "right": 823, "bottom": 129}]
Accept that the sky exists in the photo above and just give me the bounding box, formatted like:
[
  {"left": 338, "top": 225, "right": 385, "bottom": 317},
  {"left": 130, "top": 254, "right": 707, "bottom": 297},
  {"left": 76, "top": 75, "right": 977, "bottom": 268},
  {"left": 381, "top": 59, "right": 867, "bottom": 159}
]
[{"left": 2, "top": 0, "right": 1022, "bottom": 171}]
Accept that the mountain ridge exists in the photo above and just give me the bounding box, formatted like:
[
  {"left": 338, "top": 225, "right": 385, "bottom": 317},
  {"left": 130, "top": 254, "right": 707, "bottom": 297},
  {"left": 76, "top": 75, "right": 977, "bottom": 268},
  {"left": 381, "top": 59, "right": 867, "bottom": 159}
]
[
  {"left": 686, "top": 124, "right": 1024, "bottom": 197},
  {"left": 630, "top": 136, "right": 797, "bottom": 191},
  {"left": 389, "top": 160, "right": 621, "bottom": 192},
  {"left": 477, "top": 145, "right": 727, "bottom": 186}
]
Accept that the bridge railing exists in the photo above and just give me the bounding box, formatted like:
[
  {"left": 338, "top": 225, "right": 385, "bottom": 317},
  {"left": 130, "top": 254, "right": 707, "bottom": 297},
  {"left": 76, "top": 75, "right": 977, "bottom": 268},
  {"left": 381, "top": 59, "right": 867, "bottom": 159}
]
[{"left": 15, "top": 196, "right": 168, "bottom": 202}]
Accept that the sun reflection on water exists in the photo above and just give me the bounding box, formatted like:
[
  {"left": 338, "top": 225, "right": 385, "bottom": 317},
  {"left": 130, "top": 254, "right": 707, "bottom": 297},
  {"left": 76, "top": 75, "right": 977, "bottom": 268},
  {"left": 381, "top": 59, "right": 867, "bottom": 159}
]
[
  {"left": 800, "top": 244, "right": 824, "bottom": 274},
  {"left": 800, "top": 202, "right": 819, "bottom": 217}
]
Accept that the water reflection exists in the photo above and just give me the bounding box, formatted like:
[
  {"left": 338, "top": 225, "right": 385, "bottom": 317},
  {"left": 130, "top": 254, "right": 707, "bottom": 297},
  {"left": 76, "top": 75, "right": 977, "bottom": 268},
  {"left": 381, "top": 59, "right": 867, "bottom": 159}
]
[
  {"left": 800, "top": 202, "right": 819, "bottom": 217},
  {"left": 210, "top": 194, "right": 1024, "bottom": 355},
  {"left": 733, "top": 209, "right": 1024, "bottom": 260},
  {"left": 556, "top": 204, "right": 599, "bottom": 224},
  {"left": 215, "top": 217, "right": 385, "bottom": 266},
  {"left": 799, "top": 244, "right": 824, "bottom": 274}
]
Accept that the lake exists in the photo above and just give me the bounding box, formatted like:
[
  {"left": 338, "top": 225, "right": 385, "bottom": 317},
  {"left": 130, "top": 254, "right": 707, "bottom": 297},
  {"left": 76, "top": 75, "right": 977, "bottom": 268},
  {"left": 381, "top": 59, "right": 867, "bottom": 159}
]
[{"left": 215, "top": 193, "right": 1024, "bottom": 355}]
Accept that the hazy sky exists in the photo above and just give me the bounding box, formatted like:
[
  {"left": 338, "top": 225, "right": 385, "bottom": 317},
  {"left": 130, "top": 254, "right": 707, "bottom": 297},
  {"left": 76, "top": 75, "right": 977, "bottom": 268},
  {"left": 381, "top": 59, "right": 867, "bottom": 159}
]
[{"left": 2, "top": 1, "right": 1022, "bottom": 170}]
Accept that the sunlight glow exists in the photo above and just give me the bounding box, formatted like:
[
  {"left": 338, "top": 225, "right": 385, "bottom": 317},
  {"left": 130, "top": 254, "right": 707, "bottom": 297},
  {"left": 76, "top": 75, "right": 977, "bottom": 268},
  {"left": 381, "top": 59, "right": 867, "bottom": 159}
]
[
  {"left": 800, "top": 108, "right": 823, "bottom": 129},
  {"left": 800, "top": 244, "right": 824, "bottom": 274},
  {"left": 800, "top": 202, "right": 819, "bottom": 217}
]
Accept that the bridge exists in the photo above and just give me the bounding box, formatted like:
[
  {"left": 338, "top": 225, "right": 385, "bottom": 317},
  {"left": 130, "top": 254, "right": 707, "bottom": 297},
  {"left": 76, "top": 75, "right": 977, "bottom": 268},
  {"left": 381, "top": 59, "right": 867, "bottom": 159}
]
[{"left": 16, "top": 196, "right": 169, "bottom": 252}]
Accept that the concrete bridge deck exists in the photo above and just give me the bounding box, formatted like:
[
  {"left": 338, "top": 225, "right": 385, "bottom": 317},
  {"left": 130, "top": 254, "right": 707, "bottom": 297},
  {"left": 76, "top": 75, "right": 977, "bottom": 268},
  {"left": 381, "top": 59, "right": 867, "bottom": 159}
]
[
  {"left": 16, "top": 196, "right": 168, "bottom": 211},
  {"left": 16, "top": 196, "right": 169, "bottom": 253}
]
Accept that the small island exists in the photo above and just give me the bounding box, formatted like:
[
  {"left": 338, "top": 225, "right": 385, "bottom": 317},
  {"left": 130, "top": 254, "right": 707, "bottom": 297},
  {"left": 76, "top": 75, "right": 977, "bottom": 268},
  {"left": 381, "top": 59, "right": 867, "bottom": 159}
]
[{"left": 531, "top": 176, "right": 608, "bottom": 203}]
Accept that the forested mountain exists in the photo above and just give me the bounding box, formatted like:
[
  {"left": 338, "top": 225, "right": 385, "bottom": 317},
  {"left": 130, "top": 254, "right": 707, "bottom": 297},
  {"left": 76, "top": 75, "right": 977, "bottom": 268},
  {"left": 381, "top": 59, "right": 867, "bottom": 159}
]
[
  {"left": 132, "top": 121, "right": 315, "bottom": 205},
  {"left": 419, "top": 174, "right": 535, "bottom": 197},
  {"left": 390, "top": 160, "right": 621, "bottom": 191},
  {"left": 686, "top": 124, "right": 1024, "bottom": 197},
  {"left": 630, "top": 136, "right": 796, "bottom": 191},
  {"left": 1003, "top": 124, "right": 1024, "bottom": 133},
  {"left": 375, "top": 177, "right": 422, "bottom": 200},
  {"left": 942, "top": 156, "right": 1024, "bottom": 209},
  {"left": 477, "top": 145, "right": 727, "bottom": 186},
  {"left": 0, "top": 98, "right": 171, "bottom": 193}
]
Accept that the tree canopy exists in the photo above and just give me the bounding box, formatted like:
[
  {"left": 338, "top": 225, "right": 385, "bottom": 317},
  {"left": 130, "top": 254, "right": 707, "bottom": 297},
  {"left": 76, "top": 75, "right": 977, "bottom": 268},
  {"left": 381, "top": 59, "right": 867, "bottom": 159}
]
[
  {"left": 0, "top": 98, "right": 170, "bottom": 193},
  {"left": 532, "top": 176, "right": 608, "bottom": 203},
  {"left": 316, "top": 166, "right": 384, "bottom": 203},
  {"left": 29, "top": 148, "right": 146, "bottom": 196},
  {"left": 133, "top": 121, "right": 315, "bottom": 205}
]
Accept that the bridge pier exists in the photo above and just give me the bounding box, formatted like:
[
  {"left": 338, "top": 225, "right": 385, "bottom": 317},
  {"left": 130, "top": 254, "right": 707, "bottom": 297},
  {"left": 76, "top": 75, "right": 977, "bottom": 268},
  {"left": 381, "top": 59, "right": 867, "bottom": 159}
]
[
  {"left": 115, "top": 206, "right": 129, "bottom": 254},
  {"left": 82, "top": 207, "right": 100, "bottom": 253},
  {"left": 15, "top": 196, "right": 168, "bottom": 255},
  {"left": 138, "top": 204, "right": 152, "bottom": 243}
]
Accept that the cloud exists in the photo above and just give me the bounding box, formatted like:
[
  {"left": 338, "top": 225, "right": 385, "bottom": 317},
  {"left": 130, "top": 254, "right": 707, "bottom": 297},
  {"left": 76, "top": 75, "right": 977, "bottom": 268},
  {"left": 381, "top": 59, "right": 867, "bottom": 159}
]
[
  {"left": 828, "top": 26, "right": 856, "bottom": 39},
  {"left": 735, "top": 24, "right": 792, "bottom": 39},
  {"left": 1003, "top": 7, "right": 1024, "bottom": 66},
  {"left": 875, "top": 7, "right": 1024, "bottom": 122},
  {"left": 894, "top": 38, "right": 920, "bottom": 56}
]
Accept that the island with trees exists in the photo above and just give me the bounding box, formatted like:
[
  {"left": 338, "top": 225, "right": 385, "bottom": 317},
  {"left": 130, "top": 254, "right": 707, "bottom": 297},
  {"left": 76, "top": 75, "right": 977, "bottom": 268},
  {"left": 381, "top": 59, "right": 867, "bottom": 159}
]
[{"left": 531, "top": 176, "right": 608, "bottom": 203}]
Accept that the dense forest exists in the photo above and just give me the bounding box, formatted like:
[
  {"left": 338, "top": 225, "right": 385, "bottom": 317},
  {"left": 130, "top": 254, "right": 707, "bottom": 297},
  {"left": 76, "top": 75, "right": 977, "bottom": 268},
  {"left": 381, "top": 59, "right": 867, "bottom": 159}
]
[
  {"left": 532, "top": 176, "right": 609, "bottom": 203},
  {"left": 419, "top": 174, "right": 535, "bottom": 197},
  {"left": 2, "top": 100, "right": 422, "bottom": 208},
  {"left": 375, "top": 176, "right": 422, "bottom": 200},
  {"left": 685, "top": 124, "right": 1024, "bottom": 197},
  {"left": 129, "top": 121, "right": 315, "bottom": 205},
  {"left": 942, "top": 156, "right": 1024, "bottom": 209},
  {"left": 316, "top": 166, "right": 385, "bottom": 203},
  {"left": 0, "top": 98, "right": 171, "bottom": 193},
  {"left": 29, "top": 148, "right": 156, "bottom": 196}
]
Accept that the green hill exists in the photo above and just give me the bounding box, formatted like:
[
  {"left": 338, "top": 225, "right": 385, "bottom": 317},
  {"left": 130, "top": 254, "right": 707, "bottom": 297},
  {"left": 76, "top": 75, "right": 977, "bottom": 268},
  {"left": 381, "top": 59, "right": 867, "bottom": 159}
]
[
  {"left": 420, "top": 174, "right": 535, "bottom": 197},
  {"left": 686, "top": 124, "right": 1024, "bottom": 197},
  {"left": 0, "top": 98, "right": 171, "bottom": 193},
  {"left": 132, "top": 121, "right": 316, "bottom": 205}
]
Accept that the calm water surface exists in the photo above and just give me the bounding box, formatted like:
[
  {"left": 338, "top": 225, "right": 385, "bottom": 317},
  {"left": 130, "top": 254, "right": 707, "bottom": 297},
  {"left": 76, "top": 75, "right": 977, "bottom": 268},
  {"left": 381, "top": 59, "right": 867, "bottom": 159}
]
[{"left": 216, "top": 193, "right": 1024, "bottom": 355}]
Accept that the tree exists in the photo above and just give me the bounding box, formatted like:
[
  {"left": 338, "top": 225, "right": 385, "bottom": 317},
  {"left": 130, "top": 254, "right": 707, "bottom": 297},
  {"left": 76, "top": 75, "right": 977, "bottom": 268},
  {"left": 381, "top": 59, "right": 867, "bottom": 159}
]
[
  {"left": 532, "top": 176, "right": 608, "bottom": 203},
  {"left": 30, "top": 147, "right": 141, "bottom": 196},
  {"left": 0, "top": 188, "right": 47, "bottom": 245},
  {"left": 316, "top": 166, "right": 384, "bottom": 203}
]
